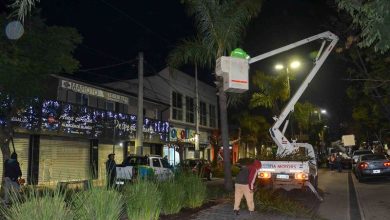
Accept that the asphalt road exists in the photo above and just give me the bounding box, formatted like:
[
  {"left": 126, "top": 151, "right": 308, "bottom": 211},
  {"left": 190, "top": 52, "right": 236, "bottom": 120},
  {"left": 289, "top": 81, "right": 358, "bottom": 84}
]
[
  {"left": 352, "top": 172, "right": 390, "bottom": 220},
  {"left": 318, "top": 168, "right": 390, "bottom": 220}
]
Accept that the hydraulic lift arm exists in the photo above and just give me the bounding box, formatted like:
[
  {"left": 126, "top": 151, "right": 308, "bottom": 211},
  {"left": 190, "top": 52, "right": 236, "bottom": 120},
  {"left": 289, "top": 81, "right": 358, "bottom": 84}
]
[{"left": 249, "top": 31, "right": 339, "bottom": 155}]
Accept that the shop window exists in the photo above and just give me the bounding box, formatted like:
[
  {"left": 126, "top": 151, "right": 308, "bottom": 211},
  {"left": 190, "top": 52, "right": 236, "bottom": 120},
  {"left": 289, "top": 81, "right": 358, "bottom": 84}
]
[
  {"left": 172, "top": 91, "right": 183, "bottom": 121},
  {"left": 97, "top": 98, "right": 106, "bottom": 110},
  {"left": 185, "top": 96, "right": 194, "bottom": 123},
  {"left": 209, "top": 104, "right": 216, "bottom": 128},
  {"left": 106, "top": 101, "right": 115, "bottom": 112},
  {"left": 200, "top": 101, "right": 207, "bottom": 126}
]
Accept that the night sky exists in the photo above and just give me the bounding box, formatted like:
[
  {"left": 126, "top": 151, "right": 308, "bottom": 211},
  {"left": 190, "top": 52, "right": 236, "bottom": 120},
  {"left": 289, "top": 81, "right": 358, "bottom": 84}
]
[{"left": 6, "top": 0, "right": 350, "bottom": 139}]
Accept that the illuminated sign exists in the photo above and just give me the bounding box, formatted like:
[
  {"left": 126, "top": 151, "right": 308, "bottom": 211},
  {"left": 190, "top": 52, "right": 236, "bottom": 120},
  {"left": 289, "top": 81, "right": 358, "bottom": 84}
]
[{"left": 61, "top": 80, "right": 129, "bottom": 104}]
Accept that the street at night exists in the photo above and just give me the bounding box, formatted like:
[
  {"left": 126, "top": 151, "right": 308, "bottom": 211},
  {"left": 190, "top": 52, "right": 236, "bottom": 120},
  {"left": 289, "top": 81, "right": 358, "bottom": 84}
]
[{"left": 0, "top": 0, "right": 389, "bottom": 220}]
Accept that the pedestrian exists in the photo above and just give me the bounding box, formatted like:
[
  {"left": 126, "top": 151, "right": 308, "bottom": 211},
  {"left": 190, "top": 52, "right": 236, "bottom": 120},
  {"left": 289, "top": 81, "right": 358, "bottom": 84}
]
[
  {"left": 3, "top": 152, "right": 22, "bottom": 205},
  {"left": 106, "top": 153, "right": 116, "bottom": 189},
  {"left": 233, "top": 160, "right": 262, "bottom": 215},
  {"left": 329, "top": 153, "right": 336, "bottom": 170},
  {"left": 336, "top": 152, "right": 342, "bottom": 172}
]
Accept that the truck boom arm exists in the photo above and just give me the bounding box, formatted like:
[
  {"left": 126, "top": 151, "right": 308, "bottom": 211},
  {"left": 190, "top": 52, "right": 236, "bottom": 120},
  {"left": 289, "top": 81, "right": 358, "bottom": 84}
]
[{"left": 249, "top": 31, "right": 339, "bottom": 155}]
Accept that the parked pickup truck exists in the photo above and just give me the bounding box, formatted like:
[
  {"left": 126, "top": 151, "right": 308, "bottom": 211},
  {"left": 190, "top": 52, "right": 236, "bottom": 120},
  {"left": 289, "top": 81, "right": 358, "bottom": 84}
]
[{"left": 116, "top": 155, "right": 174, "bottom": 185}]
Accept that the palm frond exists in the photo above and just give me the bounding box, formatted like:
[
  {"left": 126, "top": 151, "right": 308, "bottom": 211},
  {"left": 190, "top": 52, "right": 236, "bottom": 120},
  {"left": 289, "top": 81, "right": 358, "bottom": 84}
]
[
  {"left": 10, "top": 0, "right": 40, "bottom": 22},
  {"left": 167, "top": 37, "right": 214, "bottom": 68}
]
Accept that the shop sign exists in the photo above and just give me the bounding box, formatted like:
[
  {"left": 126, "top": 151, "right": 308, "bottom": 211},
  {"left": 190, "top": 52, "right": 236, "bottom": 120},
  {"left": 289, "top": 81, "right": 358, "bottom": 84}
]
[
  {"left": 61, "top": 80, "right": 129, "bottom": 104},
  {"left": 169, "top": 127, "right": 196, "bottom": 142}
]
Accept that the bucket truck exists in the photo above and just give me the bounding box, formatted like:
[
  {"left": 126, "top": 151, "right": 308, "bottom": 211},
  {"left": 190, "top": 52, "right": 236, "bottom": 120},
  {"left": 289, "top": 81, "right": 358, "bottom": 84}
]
[{"left": 217, "top": 31, "right": 338, "bottom": 200}]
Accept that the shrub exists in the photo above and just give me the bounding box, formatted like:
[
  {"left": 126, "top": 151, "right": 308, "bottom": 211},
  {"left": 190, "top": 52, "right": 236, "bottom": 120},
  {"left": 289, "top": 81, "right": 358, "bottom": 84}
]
[
  {"left": 176, "top": 173, "right": 207, "bottom": 208},
  {"left": 71, "top": 187, "right": 123, "bottom": 220},
  {"left": 158, "top": 180, "right": 186, "bottom": 215},
  {"left": 123, "top": 179, "right": 161, "bottom": 220},
  {"left": 254, "top": 188, "right": 314, "bottom": 218},
  {"left": 1, "top": 189, "right": 73, "bottom": 220}
]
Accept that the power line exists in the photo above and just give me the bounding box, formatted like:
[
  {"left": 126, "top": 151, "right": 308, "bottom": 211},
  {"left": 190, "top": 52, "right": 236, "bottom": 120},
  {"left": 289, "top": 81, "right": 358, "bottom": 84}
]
[
  {"left": 99, "top": 0, "right": 171, "bottom": 43},
  {"left": 79, "top": 59, "right": 137, "bottom": 72}
]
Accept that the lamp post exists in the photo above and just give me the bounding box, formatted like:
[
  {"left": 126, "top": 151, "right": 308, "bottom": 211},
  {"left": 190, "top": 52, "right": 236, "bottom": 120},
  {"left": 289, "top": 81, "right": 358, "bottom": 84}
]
[{"left": 275, "top": 60, "right": 301, "bottom": 98}]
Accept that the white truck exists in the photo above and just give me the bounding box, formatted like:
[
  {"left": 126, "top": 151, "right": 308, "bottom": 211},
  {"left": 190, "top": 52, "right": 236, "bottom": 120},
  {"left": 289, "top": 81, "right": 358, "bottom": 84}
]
[
  {"left": 246, "top": 31, "right": 338, "bottom": 199},
  {"left": 115, "top": 155, "right": 174, "bottom": 185}
]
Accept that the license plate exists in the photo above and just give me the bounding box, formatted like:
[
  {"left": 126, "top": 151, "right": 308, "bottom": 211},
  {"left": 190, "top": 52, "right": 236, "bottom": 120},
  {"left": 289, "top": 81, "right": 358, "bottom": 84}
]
[
  {"left": 276, "top": 174, "right": 289, "bottom": 179},
  {"left": 373, "top": 170, "right": 381, "bottom": 174},
  {"left": 116, "top": 181, "right": 125, "bottom": 185}
]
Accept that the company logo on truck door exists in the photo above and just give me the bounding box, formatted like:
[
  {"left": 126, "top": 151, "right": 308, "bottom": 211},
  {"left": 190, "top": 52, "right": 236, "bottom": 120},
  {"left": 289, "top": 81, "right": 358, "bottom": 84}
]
[{"left": 262, "top": 163, "right": 303, "bottom": 169}]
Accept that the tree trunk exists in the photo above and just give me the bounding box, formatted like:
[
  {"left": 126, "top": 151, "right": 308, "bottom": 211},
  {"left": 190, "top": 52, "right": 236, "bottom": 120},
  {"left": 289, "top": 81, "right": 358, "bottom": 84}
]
[{"left": 218, "top": 86, "right": 233, "bottom": 191}]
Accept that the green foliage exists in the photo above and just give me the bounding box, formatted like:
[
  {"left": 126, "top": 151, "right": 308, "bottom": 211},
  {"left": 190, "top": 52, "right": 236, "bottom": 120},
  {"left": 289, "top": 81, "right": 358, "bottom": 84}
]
[
  {"left": 1, "top": 188, "right": 73, "bottom": 220},
  {"left": 254, "top": 188, "right": 315, "bottom": 218},
  {"left": 176, "top": 172, "right": 207, "bottom": 208},
  {"left": 0, "top": 14, "right": 82, "bottom": 99},
  {"left": 71, "top": 187, "right": 123, "bottom": 220},
  {"left": 158, "top": 180, "right": 186, "bottom": 215},
  {"left": 239, "top": 111, "right": 270, "bottom": 145},
  {"left": 250, "top": 71, "right": 289, "bottom": 112},
  {"left": 337, "top": 0, "right": 390, "bottom": 53},
  {"left": 292, "top": 102, "right": 317, "bottom": 134},
  {"left": 183, "top": 0, "right": 263, "bottom": 57},
  {"left": 123, "top": 180, "right": 161, "bottom": 220}
]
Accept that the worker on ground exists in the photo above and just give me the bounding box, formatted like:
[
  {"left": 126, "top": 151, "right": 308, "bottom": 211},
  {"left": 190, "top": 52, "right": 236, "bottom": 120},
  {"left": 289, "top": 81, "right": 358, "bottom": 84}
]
[
  {"left": 4, "top": 152, "right": 22, "bottom": 205},
  {"left": 106, "top": 153, "right": 117, "bottom": 189},
  {"left": 233, "top": 160, "right": 262, "bottom": 215}
]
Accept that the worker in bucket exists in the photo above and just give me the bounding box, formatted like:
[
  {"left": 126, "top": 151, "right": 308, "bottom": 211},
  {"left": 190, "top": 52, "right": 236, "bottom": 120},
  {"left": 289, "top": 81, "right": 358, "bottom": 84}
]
[{"left": 233, "top": 160, "right": 262, "bottom": 215}]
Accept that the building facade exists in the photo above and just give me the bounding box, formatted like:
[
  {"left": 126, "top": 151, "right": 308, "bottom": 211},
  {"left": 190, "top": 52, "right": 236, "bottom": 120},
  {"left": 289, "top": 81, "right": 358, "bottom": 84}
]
[
  {"left": 106, "top": 67, "right": 219, "bottom": 164},
  {"left": 0, "top": 75, "right": 170, "bottom": 186}
]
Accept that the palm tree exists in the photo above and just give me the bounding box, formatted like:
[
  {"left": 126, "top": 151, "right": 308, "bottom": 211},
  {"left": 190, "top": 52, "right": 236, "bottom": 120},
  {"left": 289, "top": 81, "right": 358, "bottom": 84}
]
[
  {"left": 168, "top": 37, "right": 214, "bottom": 159},
  {"left": 11, "top": 0, "right": 40, "bottom": 22},
  {"left": 180, "top": 0, "right": 263, "bottom": 190}
]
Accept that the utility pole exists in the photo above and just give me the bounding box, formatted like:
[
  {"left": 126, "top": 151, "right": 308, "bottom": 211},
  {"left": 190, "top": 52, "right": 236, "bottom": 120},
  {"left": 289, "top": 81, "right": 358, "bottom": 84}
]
[
  {"left": 194, "top": 64, "right": 200, "bottom": 158},
  {"left": 136, "top": 52, "right": 144, "bottom": 155}
]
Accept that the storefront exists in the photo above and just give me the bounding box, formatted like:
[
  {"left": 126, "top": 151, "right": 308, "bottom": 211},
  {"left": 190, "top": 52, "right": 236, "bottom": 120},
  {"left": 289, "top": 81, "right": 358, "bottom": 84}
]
[
  {"left": 168, "top": 126, "right": 211, "bottom": 162},
  {"left": 38, "top": 136, "right": 90, "bottom": 185},
  {"left": 1, "top": 99, "right": 170, "bottom": 186}
]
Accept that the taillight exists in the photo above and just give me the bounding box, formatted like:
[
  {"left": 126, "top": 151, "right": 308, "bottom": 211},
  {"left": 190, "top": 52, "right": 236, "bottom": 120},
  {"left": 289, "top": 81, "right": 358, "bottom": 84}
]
[
  {"left": 258, "top": 171, "right": 271, "bottom": 179},
  {"left": 358, "top": 162, "right": 368, "bottom": 170},
  {"left": 294, "top": 172, "right": 308, "bottom": 180},
  {"left": 384, "top": 162, "right": 390, "bottom": 167}
]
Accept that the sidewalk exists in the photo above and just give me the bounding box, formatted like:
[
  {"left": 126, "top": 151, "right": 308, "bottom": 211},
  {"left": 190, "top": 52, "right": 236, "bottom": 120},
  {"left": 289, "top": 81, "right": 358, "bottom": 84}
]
[{"left": 191, "top": 202, "right": 309, "bottom": 220}]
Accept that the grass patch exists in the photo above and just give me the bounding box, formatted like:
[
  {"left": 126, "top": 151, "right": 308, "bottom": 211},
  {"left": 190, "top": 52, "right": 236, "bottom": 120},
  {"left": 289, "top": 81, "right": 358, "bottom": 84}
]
[
  {"left": 158, "top": 180, "right": 186, "bottom": 215},
  {"left": 254, "top": 188, "right": 317, "bottom": 218},
  {"left": 1, "top": 189, "right": 73, "bottom": 220},
  {"left": 176, "top": 172, "right": 207, "bottom": 208},
  {"left": 123, "top": 179, "right": 161, "bottom": 220},
  {"left": 71, "top": 187, "right": 124, "bottom": 220}
]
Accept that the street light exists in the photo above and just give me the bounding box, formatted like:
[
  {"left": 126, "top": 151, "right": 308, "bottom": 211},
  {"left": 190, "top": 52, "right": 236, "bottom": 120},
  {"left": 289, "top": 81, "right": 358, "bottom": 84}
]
[{"left": 274, "top": 60, "right": 301, "bottom": 98}]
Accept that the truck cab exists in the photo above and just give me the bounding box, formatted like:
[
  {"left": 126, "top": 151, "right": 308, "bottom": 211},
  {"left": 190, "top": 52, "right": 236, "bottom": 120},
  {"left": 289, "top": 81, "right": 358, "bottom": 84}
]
[{"left": 116, "top": 155, "right": 174, "bottom": 184}]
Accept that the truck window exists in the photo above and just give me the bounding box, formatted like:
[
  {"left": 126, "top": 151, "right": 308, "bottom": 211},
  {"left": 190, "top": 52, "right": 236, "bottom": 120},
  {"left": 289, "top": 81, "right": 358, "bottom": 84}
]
[
  {"left": 161, "top": 159, "right": 170, "bottom": 168},
  {"left": 152, "top": 158, "right": 161, "bottom": 167}
]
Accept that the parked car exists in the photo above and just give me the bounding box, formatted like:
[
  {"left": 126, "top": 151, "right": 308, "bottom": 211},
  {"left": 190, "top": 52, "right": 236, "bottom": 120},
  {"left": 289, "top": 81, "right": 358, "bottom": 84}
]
[
  {"left": 352, "top": 150, "right": 373, "bottom": 164},
  {"left": 116, "top": 155, "right": 174, "bottom": 184},
  {"left": 180, "top": 159, "right": 212, "bottom": 180},
  {"left": 354, "top": 154, "right": 390, "bottom": 182}
]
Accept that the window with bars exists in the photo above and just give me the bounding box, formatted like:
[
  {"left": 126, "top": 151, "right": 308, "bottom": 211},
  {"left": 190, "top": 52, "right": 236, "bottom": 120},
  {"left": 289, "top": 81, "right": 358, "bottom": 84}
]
[
  {"left": 172, "top": 91, "right": 183, "bottom": 121},
  {"left": 209, "top": 104, "right": 216, "bottom": 128},
  {"left": 186, "top": 96, "right": 194, "bottom": 123},
  {"left": 200, "top": 101, "right": 207, "bottom": 126}
]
